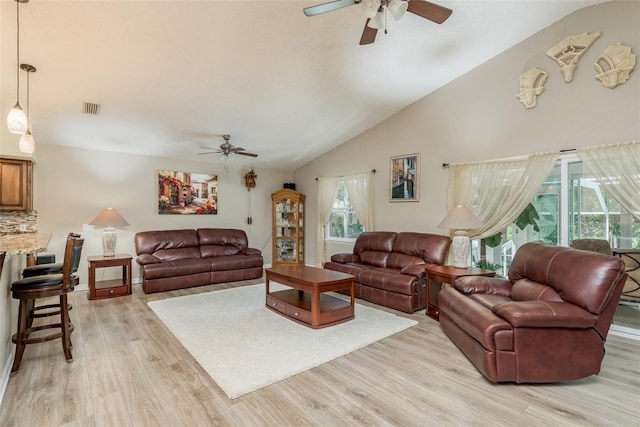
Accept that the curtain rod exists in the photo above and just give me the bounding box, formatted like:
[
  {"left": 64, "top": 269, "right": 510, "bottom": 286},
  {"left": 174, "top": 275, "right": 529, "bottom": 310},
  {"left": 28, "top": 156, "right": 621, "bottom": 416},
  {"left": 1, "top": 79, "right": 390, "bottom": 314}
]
[
  {"left": 315, "top": 169, "right": 376, "bottom": 181},
  {"left": 442, "top": 148, "right": 576, "bottom": 168}
]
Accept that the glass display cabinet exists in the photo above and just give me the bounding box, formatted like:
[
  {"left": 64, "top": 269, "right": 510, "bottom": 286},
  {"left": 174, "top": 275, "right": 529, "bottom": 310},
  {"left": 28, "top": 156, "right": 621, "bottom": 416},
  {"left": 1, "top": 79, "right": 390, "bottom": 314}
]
[{"left": 271, "top": 189, "right": 305, "bottom": 267}]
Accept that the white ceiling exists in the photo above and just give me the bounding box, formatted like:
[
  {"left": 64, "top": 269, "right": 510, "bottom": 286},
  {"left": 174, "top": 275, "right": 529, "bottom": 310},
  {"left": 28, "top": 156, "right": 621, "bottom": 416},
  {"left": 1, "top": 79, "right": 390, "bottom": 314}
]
[{"left": 1, "top": 0, "right": 607, "bottom": 170}]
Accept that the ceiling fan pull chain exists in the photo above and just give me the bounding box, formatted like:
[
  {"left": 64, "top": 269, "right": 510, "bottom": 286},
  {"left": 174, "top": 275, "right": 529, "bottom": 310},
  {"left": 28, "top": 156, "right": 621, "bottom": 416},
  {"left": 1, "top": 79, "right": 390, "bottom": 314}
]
[{"left": 384, "top": 7, "right": 388, "bottom": 34}]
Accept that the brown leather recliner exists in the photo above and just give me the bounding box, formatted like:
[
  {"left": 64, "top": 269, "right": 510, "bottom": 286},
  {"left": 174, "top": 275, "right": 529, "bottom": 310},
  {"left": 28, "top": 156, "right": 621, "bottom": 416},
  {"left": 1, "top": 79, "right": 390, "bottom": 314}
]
[{"left": 438, "top": 242, "right": 627, "bottom": 383}]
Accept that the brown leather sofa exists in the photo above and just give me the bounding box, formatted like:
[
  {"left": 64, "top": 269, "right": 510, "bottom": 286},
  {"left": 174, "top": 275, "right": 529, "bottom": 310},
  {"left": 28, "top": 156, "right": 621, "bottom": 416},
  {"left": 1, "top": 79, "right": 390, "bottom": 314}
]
[
  {"left": 134, "top": 228, "right": 263, "bottom": 293},
  {"left": 323, "top": 231, "right": 451, "bottom": 313},
  {"left": 439, "top": 242, "right": 627, "bottom": 383}
]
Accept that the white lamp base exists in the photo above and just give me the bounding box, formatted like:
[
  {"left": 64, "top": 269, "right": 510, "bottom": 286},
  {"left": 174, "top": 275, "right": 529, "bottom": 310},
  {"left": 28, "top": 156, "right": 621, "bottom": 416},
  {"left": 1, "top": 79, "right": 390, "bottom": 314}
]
[
  {"left": 102, "top": 227, "right": 117, "bottom": 257},
  {"left": 451, "top": 230, "right": 470, "bottom": 268}
]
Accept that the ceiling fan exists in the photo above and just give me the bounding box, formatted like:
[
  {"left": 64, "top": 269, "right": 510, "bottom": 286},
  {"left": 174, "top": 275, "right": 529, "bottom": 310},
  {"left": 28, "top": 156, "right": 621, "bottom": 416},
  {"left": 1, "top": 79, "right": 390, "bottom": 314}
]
[
  {"left": 199, "top": 134, "right": 258, "bottom": 160},
  {"left": 303, "top": 0, "right": 452, "bottom": 45}
]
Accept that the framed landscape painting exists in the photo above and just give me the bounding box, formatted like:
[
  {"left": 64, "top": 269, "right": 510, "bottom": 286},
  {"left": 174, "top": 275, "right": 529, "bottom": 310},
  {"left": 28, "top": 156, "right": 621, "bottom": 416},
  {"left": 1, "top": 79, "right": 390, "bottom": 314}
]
[
  {"left": 158, "top": 170, "right": 218, "bottom": 214},
  {"left": 390, "top": 153, "right": 419, "bottom": 202}
]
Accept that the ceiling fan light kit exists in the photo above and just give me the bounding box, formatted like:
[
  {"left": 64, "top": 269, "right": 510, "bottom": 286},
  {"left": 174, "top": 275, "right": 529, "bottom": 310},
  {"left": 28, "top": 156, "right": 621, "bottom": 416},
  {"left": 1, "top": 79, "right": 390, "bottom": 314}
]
[{"left": 304, "top": 0, "right": 452, "bottom": 45}]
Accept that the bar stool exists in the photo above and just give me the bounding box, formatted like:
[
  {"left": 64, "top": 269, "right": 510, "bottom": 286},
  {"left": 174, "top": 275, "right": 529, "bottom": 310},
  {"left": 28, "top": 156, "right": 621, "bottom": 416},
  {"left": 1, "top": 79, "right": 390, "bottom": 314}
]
[
  {"left": 22, "top": 232, "right": 81, "bottom": 277},
  {"left": 10, "top": 235, "right": 84, "bottom": 374}
]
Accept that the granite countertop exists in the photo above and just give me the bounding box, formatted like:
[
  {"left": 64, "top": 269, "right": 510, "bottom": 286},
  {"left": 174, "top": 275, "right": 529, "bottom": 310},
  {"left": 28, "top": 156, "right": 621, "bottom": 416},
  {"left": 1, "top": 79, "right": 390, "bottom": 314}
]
[{"left": 0, "top": 233, "right": 52, "bottom": 256}]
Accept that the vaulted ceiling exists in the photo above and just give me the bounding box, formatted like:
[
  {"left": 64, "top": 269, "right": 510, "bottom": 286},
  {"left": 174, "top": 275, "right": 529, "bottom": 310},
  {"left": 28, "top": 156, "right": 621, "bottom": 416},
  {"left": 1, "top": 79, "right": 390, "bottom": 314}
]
[{"left": 0, "top": 0, "right": 607, "bottom": 170}]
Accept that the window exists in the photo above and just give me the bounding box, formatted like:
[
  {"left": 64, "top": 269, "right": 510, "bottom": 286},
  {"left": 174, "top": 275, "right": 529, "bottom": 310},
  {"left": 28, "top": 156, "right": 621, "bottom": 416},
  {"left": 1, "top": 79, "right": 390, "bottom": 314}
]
[
  {"left": 472, "top": 154, "right": 639, "bottom": 274},
  {"left": 327, "top": 180, "right": 365, "bottom": 240}
]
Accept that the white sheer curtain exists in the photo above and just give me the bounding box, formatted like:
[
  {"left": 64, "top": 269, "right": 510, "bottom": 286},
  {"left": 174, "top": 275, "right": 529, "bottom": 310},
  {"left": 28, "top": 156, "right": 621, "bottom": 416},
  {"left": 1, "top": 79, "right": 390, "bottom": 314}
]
[
  {"left": 448, "top": 152, "right": 559, "bottom": 239},
  {"left": 315, "top": 176, "right": 340, "bottom": 266},
  {"left": 343, "top": 171, "right": 374, "bottom": 231},
  {"left": 577, "top": 140, "right": 640, "bottom": 221}
]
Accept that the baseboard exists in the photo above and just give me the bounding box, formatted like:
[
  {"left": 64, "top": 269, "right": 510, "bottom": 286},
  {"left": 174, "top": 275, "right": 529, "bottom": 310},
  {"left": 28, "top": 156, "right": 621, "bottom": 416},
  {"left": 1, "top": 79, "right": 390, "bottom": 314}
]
[
  {"left": 0, "top": 347, "right": 16, "bottom": 407},
  {"left": 610, "top": 324, "right": 640, "bottom": 340}
]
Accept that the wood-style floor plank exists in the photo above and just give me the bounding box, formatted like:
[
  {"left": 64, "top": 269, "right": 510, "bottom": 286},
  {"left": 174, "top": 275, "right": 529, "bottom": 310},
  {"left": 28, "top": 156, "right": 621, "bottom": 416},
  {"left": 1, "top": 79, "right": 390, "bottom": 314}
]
[{"left": 1, "top": 277, "right": 639, "bottom": 426}]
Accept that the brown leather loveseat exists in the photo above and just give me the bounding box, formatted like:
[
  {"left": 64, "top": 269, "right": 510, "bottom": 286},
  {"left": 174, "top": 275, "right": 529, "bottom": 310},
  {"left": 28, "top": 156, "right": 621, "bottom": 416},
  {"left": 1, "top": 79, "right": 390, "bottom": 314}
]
[
  {"left": 439, "top": 242, "right": 627, "bottom": 383},
  {"left": 134, "top": 228, "right": 263, "bottom": 293},
  {"left": 323, "top": 231, "right": 451, "bottom": 313}
]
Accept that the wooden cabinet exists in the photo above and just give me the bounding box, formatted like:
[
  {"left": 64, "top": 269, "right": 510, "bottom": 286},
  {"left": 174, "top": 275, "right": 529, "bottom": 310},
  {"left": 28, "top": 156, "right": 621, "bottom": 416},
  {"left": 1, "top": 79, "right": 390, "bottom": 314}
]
[
  {"left": 0, "top": 158, "right": 32, "bottom": 211},
  {"left": 271, "top": 189, "right": 305, "bottom": 267}
]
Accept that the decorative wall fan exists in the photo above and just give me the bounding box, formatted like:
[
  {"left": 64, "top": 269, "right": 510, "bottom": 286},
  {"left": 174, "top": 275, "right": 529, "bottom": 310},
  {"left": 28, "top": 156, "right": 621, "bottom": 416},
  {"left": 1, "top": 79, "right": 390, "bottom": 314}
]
[
  {"left": 303, "top": 0, "right": 452, "bottom": 45},
  {"left": 199, "top": 134, "right": 258, "bottom": 160}
]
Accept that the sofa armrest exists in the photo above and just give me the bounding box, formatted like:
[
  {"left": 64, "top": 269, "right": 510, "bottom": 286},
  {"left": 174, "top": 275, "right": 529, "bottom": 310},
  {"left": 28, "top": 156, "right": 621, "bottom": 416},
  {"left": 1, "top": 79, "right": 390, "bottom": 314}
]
[
  {"left": 136, "top": 254, "right": 159, "bottom": 266},
  {"left": 454, "top": 276, "right": 513, "bottom": 296},
  {"left": 330, "top": 253, "right": 358, "bottom": 264},
  {"left": 244, "top": 247, "right": 261, "bottom": 256},
  {"left": 400, "top": 264, "right": 427, "bottom": 279},
  {"left": 492, "top": 301, "right": 597, "bottom": 328}
]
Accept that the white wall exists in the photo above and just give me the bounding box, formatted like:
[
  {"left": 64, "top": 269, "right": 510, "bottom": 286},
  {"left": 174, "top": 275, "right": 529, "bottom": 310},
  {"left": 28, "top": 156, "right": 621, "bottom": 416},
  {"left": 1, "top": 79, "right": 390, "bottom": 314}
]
[
  {"left": 33, "top": 144, "right": 290, "bottom": 285},
  {"left": 294, "top": 1, "right": 640, "bottom": 265}
]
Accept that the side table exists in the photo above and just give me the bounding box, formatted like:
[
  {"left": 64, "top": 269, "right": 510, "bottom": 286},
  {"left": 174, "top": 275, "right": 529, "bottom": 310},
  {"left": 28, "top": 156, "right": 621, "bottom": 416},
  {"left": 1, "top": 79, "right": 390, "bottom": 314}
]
[
  {"left": 87, "top": 254, "right": 133, "bottom": 300},
  {"left": 425, "top": 265, "right": 496, "bottom": 321}
]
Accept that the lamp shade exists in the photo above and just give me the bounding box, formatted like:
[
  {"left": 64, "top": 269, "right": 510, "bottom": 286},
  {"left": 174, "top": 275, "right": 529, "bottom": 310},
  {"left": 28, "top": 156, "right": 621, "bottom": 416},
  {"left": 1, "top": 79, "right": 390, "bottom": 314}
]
[
  {"left": 438, "top": 205, "right": 484, "bottom": 230},
  {"left": 367, "top": 9, "right": 385, "bottom": 30},
  {"left": 89, "top": 208, "right": 129, "bottom": 227},
  {"left": 388, "top": 0, "right": 408, "bottom": 20},
  {"left": 7, "top": 104, "right": 27, "bottom": 134},
  {"left": 361, "top": 0, "right": 381, "bottom": 19},
  {"left": 18, "top": 129, "right": 35, "bottom": 154}
]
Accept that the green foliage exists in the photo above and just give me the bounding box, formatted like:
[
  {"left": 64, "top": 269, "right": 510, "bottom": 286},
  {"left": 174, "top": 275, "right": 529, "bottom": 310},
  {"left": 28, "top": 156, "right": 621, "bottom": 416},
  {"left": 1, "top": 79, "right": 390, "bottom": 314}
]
[
  {"left": 484, "top": 233, "right": 503, "bottom": 248},
  {"left": 515, "top": 203, "right": 540, "bottom": 232}
]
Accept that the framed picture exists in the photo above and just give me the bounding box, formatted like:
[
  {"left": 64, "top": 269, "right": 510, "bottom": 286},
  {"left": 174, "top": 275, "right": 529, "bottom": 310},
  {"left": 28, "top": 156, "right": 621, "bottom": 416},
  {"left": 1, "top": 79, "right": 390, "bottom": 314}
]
[
  {"left": 390, "top": 153, "right": 419, "bottom": 202},
  {"left": 158, "top": 170, "right": 218, "bottom": 214}
]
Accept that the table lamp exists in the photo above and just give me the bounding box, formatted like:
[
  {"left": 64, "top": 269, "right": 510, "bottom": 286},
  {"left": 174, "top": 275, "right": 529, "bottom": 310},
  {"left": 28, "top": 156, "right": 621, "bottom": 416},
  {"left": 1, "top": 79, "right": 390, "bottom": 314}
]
[
  {"left": 438, "top": 205, "right": 484, "bottom": 268},
  {"left": 89, "top": 208, "right": 129, "bottom": 257}
]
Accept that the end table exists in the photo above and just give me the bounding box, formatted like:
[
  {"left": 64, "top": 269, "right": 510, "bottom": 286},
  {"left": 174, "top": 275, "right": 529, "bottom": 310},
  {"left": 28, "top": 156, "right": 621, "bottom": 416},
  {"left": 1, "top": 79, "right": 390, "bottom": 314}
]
[
  {"left": 425, "top": 265, "right": 496, "bottom": 321},
  {"left": 87, "top": 254, "right": 133, "bottom": 300}
]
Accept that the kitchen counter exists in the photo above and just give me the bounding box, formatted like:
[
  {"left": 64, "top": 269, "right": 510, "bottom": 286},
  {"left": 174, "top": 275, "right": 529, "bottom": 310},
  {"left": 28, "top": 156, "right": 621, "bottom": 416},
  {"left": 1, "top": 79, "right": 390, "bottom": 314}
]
[{"left": 0, "top": 233, "right": 52, "bottom": 258}]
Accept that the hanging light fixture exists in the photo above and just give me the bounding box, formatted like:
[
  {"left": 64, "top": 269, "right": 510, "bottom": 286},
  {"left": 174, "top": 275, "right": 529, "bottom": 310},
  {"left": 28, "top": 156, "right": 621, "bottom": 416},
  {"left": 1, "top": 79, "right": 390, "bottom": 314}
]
[
  {"left": 18, "top": 64, "right": 36, "bottom": 154},
  {"left": 7, "top": 0, "right": 29, "bottom": 135},
  {"left": 362, "top": 0, "right": 408, "bottom": 33}
]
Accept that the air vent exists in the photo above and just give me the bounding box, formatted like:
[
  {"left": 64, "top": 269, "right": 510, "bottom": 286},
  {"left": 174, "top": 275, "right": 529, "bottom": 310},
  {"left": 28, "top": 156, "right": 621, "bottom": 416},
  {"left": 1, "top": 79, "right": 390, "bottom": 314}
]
[{"left": 82, "top": 102, "right": 101, "bottom": 115}]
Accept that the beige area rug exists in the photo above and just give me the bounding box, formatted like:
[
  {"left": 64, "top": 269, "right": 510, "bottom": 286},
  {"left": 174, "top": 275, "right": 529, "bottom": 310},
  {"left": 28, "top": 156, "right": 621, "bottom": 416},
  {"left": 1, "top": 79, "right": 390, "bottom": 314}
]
[{"left": 148, "top": 283, "right": 417, "bottom": 399}]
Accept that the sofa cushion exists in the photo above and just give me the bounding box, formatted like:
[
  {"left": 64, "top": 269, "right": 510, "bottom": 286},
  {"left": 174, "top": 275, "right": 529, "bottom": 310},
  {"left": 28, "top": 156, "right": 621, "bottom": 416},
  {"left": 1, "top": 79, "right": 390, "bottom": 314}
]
[
  {"left": 198, "top": 228, "right": 248, "bottom": 258},
  {"left": 353, "top": 232, "right": 397, "bottom": 255},
  {"left": 134, "top": 229, "right": 201, "bottom": 262},
  {"left": 142, "top": 258, "right": 211, "bottom": 280},
  {"left": 209, "top": 254, "right": 263, "bottom": 271},
  {"left": 323, "top": 262, "right": 374, "bottom": 281},
  {"left": 511, "top": 279, "right": 563, "bottom": 302},
  {"left": 358, "top": 267, "right": 418, "bottom": 296},
  {"left": 392, "top": 232, "right": 452, "bottom": 265},
  {"left": 359, "top": 251, "right": 390, "bottom": 268}
]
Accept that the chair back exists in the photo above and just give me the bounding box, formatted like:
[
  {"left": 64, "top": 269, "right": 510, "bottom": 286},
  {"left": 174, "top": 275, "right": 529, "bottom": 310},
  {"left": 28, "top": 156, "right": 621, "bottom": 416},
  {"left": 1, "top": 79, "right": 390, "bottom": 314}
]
[
  {"left": 570, "top": 239, "right": 613, "bottom": 256},
  {"left": 62, "top": 236, "right": 84, "bottom": 290}
]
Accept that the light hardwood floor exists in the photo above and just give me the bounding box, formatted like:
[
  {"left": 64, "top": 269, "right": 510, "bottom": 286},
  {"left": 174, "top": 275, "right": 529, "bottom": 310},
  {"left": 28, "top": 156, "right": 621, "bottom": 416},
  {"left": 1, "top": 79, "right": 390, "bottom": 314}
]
[{"left": 1, "top": 277, "right": 639, "bottom": 426}]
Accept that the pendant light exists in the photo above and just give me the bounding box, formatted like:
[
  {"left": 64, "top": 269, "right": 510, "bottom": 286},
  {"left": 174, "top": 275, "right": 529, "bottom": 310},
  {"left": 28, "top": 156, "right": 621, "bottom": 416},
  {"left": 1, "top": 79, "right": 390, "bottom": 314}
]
[
  {"left": 18, "top": 64, "right": 36, "bottom": 154},
  {"left": 7, "top": 0, "right": 29, "bottom": 135}
]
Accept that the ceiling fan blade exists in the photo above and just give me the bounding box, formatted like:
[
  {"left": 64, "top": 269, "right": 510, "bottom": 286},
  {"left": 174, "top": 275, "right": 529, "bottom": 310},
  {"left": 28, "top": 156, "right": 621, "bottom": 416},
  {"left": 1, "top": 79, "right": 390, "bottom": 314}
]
[
  {"left": 198, "top": 151, "right": 219, "bottom": 155},
  {"left": 407, "top": 0, "right": 452, "bottom": 24},
  {"left": 304, "top": 0, "right": 356, "bottom": 17},
  {"left": 359, "top": 19, "right": 378, "bottom": 45},
  {"left": 237, "top": 152, "right": 258, "bottom": 158},
  {"left": 232, "top": 147, "right": 246, "bottom": 152}
]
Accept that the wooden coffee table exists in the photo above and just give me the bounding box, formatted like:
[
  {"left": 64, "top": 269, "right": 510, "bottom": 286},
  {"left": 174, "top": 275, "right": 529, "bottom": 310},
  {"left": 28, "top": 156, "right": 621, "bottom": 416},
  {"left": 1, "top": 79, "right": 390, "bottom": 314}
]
[{"left": 265, "top": 266, "right": 355, "bottom": 329}]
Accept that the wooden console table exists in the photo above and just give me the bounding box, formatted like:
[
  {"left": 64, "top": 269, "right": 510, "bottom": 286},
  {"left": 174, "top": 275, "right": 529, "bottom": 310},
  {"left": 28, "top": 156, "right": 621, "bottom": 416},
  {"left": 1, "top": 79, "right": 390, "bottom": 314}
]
[
  {"left": 425, "top": 265, "right": 496, "bottom": 321},
  {"left": 88, "top": 254, "right": 132, "bottom": 300}
]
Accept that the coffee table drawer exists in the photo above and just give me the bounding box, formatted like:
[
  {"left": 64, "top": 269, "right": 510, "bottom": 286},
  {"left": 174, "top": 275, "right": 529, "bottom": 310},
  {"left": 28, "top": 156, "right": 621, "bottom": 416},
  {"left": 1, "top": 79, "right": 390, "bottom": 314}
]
[
  {"left": 285, "top": 304, "right": 311, "bottom": 323},
  {"left": 266, "top": 295, "right": 286, "bottom": 313}
]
